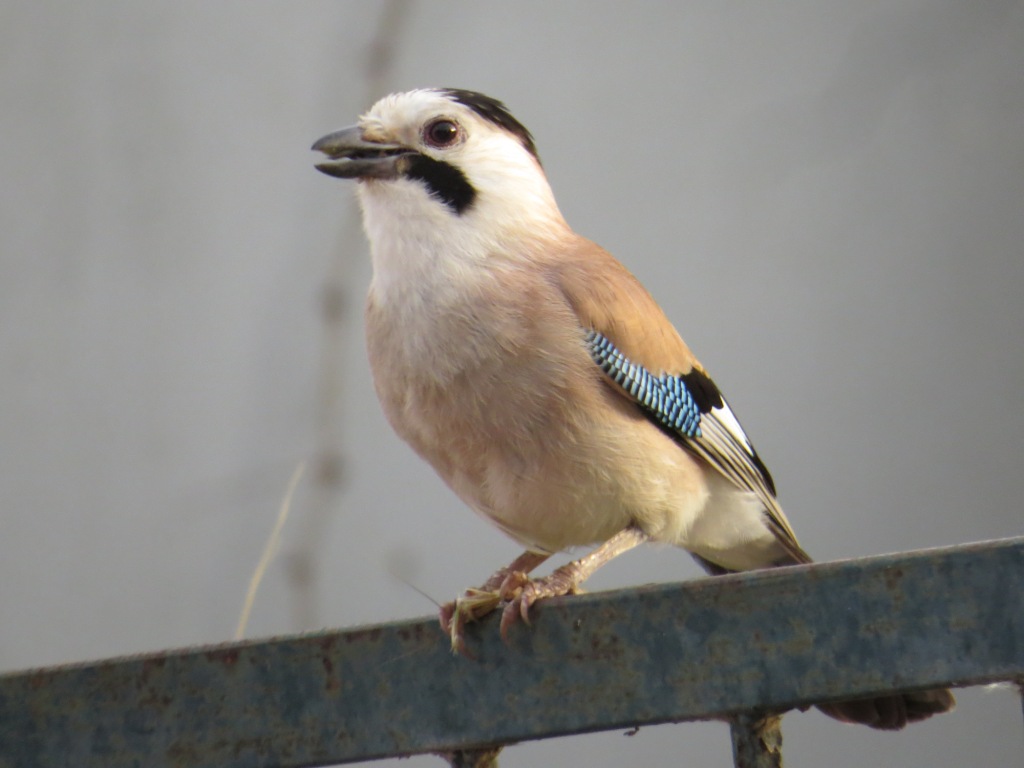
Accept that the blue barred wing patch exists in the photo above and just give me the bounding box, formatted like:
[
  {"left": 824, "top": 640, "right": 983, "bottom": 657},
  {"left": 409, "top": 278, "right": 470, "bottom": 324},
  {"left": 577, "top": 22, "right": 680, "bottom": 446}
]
[{"left": 585, "top": 330, "right": 702, "bottom": 438}]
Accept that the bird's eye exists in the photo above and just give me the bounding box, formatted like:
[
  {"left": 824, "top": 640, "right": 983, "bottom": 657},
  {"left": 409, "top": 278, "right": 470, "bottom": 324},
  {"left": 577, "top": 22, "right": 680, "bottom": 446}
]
[{"left": 424, "top": 119, "right": 461, "bottom": 148}]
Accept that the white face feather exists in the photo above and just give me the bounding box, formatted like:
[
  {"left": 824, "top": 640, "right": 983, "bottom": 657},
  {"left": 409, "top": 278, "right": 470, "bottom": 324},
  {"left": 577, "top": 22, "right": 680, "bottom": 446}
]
[{"left": 352, "top": 90, "right": 569, "bottom": 303}]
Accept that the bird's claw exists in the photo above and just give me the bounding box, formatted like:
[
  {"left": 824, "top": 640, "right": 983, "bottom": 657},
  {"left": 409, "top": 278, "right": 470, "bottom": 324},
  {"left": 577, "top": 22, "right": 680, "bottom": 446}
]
[
  {"left": 439, "top": 588, "right": 503, "bottom": 656},
  {"left": 441, "top": 566, "right": 583, "bottom": 651},
  {"left": 498, "top": 567, "right": 582, "bottom": 639},
  {"left": 438, "top": 569, "right": 537, "bottom": 655}
]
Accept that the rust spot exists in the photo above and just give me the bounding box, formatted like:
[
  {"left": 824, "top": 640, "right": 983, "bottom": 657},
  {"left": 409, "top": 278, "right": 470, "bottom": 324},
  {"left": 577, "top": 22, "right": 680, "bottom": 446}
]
[
  {"left": 205, "top": 649, "right": 239, "bottom": 666},
  {"left": 397, "top": 623, "right": 435, "bottom": 643},
  {"left": 28, "top": 673, "right": 48, "bottom": 690},
  {"left": 140, "top": 657, "right": 167, "bottom": 677},
  {"left": 138, "top": 688, "right": 174, "bottom": 709},
  {"left": 576, "top": 633, "right": 622, "bottom": 662},
  {"left": 884, "top": 568, "right": 904, "bottom": 590},
  {"left": 343, "top": 627, "right": 383, "bottom": 644},
  {"left": 166, "top": 742, "right": 200, "bottom": 762},
  {"left": 318, "top": 635, "right": 336, "bottom": 648},
  {"left": 322, "top": 656, "right": 342, "bottom": 692}
]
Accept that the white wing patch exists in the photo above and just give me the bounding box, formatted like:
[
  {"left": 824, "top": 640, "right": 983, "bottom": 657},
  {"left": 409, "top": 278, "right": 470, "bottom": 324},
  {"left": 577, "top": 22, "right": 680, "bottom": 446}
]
[
  {"left": 710, "top": 399, "right": 756, "bottom": 461},
  {"left": 584, "top": 330, "right": 808, "bottom": 563},
  {"left": 682, "top": 402, "right": 805, "bottom": 561}
]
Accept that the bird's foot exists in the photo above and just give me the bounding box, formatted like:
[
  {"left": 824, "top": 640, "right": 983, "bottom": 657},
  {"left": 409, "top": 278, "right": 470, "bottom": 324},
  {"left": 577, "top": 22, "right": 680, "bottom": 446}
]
[
  {"left": 439, "top": 570, "right": 533, "bottom": 655},
  {"left": 439, "top": 588, "right": 501, "bottom": 656},
  {"left": 499, "top": 561, "right": 586, "bottom": 639}
]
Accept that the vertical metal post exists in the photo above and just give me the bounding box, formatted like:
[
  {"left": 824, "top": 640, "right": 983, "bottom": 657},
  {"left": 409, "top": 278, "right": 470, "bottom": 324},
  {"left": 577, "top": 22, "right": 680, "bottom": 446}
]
[
  {"left": 730, "top": 713, "right": 783, "bottom": 768},
  {"left": 440, "top": 746, "right": 503, "bottom": 767},
  {"left": 1016, "top": 682, "right": 1024, "bottom": 767}
]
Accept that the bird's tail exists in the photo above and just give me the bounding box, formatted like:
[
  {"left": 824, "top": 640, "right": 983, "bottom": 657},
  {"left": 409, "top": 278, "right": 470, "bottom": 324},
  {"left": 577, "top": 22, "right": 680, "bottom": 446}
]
[
  {"left": 815, "top": 688, "right": 955, "bottom": 730},
  {"left": 690, "top": 552, "right": 956, "bottom": 729}
]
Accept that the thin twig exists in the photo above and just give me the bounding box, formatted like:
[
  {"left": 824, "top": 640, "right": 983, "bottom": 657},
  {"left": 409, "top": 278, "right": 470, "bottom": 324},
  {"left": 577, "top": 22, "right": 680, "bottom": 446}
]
[
  {"left": 235, "top": 463, "right": 306, "bottom": 639},
  {"left": 287, "top": 0, "right": 413, "bottom": 629}
]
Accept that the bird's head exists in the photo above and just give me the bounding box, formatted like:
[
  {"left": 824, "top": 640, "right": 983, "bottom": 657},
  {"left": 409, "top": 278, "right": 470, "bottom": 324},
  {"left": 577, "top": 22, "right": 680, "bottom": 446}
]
[{"left": 313, "top": 89, "right": 566, "bottom": 235}]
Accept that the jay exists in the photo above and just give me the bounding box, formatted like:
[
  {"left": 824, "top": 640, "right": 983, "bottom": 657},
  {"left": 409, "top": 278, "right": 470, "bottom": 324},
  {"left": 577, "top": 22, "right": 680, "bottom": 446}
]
[{"left": 313, "top": 88, "right": 953, "bottom": 729}]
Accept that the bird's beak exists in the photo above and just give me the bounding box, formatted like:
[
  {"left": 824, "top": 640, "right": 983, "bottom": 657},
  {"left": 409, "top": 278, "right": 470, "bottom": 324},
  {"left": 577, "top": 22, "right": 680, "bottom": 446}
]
[{"left": 312, "top": 125, "right": 413, "bottom": 180}]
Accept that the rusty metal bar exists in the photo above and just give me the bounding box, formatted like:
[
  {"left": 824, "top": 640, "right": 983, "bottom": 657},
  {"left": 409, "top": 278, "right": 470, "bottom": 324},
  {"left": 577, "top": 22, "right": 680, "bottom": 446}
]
[{"left": 1, "top": 537, "right": 1022, "bottom": 768}]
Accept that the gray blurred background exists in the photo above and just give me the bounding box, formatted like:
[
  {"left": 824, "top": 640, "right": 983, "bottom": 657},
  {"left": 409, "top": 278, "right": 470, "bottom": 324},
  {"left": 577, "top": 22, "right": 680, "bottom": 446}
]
[{"left": 2, "top": 1, "right": 1022, "bottom": 766}]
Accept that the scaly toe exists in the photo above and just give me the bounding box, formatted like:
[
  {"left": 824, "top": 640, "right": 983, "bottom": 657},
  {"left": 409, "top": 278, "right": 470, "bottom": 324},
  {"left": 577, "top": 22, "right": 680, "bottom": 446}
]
[
  {"left": 497, "top": 570, "right": 530, "bottom": 601},
  {"left": 443, "top": 589, "right": 503, "bottom": 656},
  {"left": 519, "top": 585, "right": 538, "bottom": 623},
  {"left": 439, "top": 601, "right": 456, "bottom": 634},
  {"left": 499, "top": 598, "right": 525, "bottom": 639},
  {"left": 498, "top": 573, "right": 583, "bottom": 639}
]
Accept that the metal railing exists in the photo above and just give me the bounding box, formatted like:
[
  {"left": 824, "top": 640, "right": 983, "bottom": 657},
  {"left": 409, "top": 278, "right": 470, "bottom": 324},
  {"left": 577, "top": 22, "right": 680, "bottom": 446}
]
[{"left": 1, "top": 537, "right": 1021, "bottom": 767}]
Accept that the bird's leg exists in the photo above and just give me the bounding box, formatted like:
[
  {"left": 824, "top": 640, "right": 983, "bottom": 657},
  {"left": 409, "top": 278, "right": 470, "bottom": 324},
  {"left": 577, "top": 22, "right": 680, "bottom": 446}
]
[
  {"left": 440, "top": 550, "right": 550, "bottom": 655},
  {"left": 500, "top": 525, "right": 648, "bottom": 638}
]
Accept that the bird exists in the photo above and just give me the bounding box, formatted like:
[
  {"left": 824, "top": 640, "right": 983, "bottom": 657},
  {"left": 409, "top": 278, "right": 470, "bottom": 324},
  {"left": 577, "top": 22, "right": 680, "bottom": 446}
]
[{"left": 312, "top": 87, "right": 955, "bottom": 729}]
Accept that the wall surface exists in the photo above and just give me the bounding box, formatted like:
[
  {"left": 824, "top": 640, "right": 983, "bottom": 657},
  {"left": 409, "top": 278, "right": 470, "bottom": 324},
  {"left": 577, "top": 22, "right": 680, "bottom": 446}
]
[{"left": 2, "top": 2, "right": 1022, "bottom": 766}]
